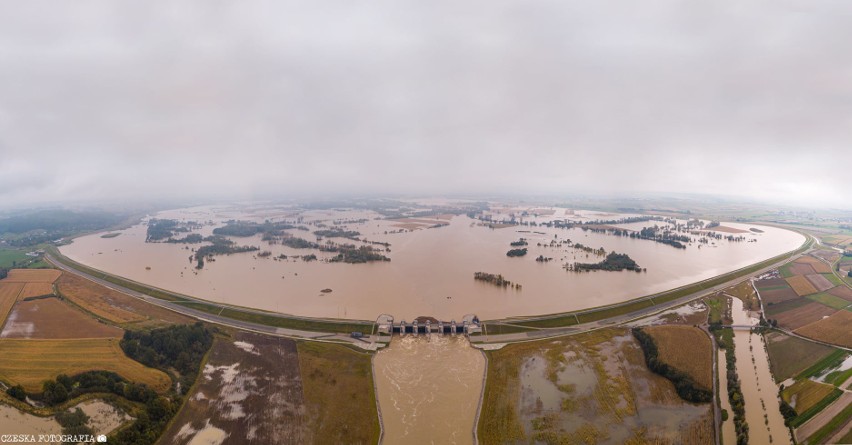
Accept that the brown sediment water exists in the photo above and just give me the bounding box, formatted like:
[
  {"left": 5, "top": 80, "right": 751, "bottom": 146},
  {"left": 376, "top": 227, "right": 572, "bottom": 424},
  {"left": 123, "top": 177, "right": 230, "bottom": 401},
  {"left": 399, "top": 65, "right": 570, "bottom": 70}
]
[
  {"left": 373, "top": 335, "right": 485, "bottom": 445},
  {"left": 0, "top": 405, "right": 61, "bottom": 443},
  {"left": 60, "top": 205, "right": 805, "bottom": 321},
  {"left": 730, "top": 297, "right": 792, "bottom": 445}
]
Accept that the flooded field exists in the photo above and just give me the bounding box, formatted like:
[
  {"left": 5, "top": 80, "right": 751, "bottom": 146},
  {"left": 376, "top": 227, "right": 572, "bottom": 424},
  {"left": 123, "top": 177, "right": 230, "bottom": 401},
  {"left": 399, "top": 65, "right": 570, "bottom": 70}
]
[
  {"left": 373, "top": 335, "right": 485, "bottom": 444},
  {"left": 730, "top": 297, "right": 792, "bottom": 445},
  {"left": 60, "top": 204, "right": 804, "bottom": 321},
  {"left": 479, "top": 328, "right": 713, "bottom": 444}
]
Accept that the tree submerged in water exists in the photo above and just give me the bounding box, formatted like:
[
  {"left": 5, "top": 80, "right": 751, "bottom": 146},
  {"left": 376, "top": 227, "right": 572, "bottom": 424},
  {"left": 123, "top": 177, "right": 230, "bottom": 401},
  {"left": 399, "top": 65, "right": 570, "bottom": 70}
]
[
  {"left": 567, "top": 252, "right": 645, "bottom": 272},
  {"left": 474, "top": 272, "right": 521, "bottom": 290}
]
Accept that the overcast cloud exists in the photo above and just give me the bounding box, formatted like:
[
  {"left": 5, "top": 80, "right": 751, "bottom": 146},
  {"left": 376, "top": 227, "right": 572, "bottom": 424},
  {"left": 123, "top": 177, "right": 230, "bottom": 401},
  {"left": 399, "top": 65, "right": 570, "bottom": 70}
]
[{"left": 0, "top": 1, "right": 850, "bottom": 209}]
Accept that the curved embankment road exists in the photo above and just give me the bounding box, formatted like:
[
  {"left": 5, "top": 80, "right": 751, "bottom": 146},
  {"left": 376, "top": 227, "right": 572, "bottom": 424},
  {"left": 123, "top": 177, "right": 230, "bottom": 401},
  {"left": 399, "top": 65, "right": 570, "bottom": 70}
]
[{"left": 46, "top": 253, "right": 380, "bottom": 349}]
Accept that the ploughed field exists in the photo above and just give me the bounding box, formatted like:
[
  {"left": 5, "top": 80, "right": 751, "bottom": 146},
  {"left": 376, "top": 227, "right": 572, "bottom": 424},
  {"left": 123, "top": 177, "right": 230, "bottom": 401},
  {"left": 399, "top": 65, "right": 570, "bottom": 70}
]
[{"left": 60, "top": 204, "right": 805, "bottom": 321}]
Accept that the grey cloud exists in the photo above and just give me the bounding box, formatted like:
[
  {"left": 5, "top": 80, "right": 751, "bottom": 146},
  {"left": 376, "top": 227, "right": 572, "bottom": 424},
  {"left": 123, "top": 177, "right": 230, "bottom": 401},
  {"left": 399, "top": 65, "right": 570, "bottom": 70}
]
[{"left": 0, "top": 0, "right": 850, "bottom": 209}]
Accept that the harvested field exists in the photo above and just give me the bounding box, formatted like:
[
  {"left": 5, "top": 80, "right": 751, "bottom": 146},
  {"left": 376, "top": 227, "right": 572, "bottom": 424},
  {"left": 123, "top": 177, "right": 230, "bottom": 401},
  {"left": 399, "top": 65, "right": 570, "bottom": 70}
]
[
  {"left": 765, "top": 297, "right": 810, "bottom": 316},
  {"left": 805, "top": 274, "right": 835, "bottom": 292},
  {"left": 795, "top": 256, "right": 833, "bottom": 274},
  {"left": 479, "top": 328, "right": 712, "bottom": 445},
  {"left": 756, "top": 278, "right": 791, "bottom": 290},
  {"left": 1, "top": 297, "right": 122, "bottom": 339},
  {"left": 786, "top": 275, "right": 819, "bottom": 296},
  {"left": 56, "top": 272, "right": 191, "bottom": 327},
  {"left": 788, "top": 262, "right": 819, "bottom": 276},
  {"left": 0, "top": 338, "right": 170, "bottom": 393},
  {"left": 765, "top": 332, "right": 835, "bottom": 381},
  {"left": 772, "top": 301, "right": 837, "bottom": 330},
  {"left": 0, "top": 282, "right": 24, "bottom": 327},
  {"left": 298, "top": 341, "right": 380, "bottom": 445},
  {"left": 827, "top": 285, "right": 852, "bottom": 302},
  {"left": 161, "top": 332, "right": 312, "bottom": 445},
  {"left": 761, "top": 287, "right": 800, "bottom": 305},
  {"left": 806, "top": 292, "right": 851, "bottom": 310},
  {"left": 796, "top": 310, "right": 852, "bottom": 348},
  {"left": 782, "top": 379, "right": 837, "bottom": 414},
  {"left": 2, "top": 269, "right": 61, "bottom": 283},
  {"left": 17, "top": 282, "right": 54, "bottom": 300},
  {"left": 813, "top": 250, "right": 841, "bottom": 263},
  {"left": 645, "top": 325, "right": 713, "bottom": 391}
]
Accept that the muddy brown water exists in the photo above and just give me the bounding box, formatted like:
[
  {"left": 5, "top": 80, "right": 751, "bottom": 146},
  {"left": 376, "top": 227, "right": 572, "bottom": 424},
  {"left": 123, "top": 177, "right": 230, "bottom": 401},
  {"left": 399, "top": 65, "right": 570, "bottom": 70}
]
[
  {"left": 373, "top": 335, "right": 485, "bottom": 445},
  {"left": 730, "top": 297, "right": 792, "bottom": 445},
  {"left": 60, "top": 205, "right": 804, "bottom": 321}
]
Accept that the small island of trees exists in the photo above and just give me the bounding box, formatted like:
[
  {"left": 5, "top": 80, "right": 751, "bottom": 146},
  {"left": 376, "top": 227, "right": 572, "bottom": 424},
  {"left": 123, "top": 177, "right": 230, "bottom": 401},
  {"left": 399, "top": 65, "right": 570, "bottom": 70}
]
[
  {"left": 506, "top": 248, "right": 528, "bottom": 257},
  {"left": 474, "top": 272, "right": 521, "bottom": 290},
  {"left": 567, "top": 252, "right": 644, "bottom": 272}
]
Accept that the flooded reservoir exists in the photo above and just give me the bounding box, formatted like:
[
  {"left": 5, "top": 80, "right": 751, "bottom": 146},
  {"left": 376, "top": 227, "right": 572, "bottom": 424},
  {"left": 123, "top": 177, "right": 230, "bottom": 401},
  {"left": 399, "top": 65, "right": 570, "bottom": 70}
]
[
  {"left": 730, "top": 297, "right": 792, "bottom": 445},
  {"left": 373, "top": 335, "right": 485, "bottom": 444},
  {"left": 59, "top": 204, "right": 805, "bottom": 321}
]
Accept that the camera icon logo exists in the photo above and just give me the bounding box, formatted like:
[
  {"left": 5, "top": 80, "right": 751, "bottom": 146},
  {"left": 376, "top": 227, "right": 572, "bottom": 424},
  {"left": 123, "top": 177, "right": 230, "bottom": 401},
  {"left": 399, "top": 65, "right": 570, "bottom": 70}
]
[{"left": 97, "top": 435, "right": 108, "bottom": 442}]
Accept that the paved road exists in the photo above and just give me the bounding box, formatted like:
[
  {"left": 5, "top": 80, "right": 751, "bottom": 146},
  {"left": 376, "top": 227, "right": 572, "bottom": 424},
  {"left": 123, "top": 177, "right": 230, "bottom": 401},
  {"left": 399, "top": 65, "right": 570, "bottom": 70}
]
[{"left": 46, "top": 254, "right": 383, "bottom": 349}]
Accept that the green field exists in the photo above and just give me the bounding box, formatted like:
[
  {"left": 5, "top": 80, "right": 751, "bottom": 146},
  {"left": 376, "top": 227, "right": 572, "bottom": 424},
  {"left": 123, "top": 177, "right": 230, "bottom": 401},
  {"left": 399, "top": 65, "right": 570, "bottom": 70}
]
[
  {"left": 823, "top": 273, "right": 845, "bottom": 287},
  {"left": 806, "top": 292, "right": 852, "bottom": 310},
  {"left": 0, "top": 249, "right": 29, "bottom": 268}
]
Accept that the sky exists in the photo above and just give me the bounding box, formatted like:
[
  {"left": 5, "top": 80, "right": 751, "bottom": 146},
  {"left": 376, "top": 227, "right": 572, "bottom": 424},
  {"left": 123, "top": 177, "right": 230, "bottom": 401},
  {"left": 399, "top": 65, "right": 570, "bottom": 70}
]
[{"left": 0, "top": 1, "right": 850, "bottom": 210}]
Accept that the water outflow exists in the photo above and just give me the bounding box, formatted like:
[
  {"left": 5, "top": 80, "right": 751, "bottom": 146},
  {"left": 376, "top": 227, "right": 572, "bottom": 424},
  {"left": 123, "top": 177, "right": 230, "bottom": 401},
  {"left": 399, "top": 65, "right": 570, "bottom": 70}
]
[{"left": 373, "top": 335, "right": 485, "bottom": 445}]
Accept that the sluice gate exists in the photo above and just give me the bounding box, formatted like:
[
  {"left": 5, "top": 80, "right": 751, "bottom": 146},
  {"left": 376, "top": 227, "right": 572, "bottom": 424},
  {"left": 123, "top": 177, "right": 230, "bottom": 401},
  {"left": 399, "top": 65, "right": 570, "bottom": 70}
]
[{"left": 376, "top": 314, "right": 481, "bottom": 337}]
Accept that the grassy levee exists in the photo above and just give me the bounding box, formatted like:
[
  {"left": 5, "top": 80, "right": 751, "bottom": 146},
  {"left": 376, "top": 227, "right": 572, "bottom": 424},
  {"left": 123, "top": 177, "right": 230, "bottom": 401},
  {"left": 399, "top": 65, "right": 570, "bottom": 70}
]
[
  {"left": 47, "top": 247, "right": 375, "bottom": 335},
  {"left": 790, "top": 389, "right": 843, "bottom": 428},
  {"left": 489, "top": 235, "right": 812, "bottom": 329}
]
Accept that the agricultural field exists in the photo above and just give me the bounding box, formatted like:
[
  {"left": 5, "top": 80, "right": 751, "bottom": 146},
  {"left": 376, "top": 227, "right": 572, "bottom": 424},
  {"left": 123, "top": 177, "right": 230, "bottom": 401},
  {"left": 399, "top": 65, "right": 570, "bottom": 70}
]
[
  {"left": 297, "top": 341, "right": 381, "bottom": 445},
  {"left": 17, "top": 282, "right": 54, "bottom": 300},
  {"left": 761, "top": 287, "right": 800, "bottom": 305},
  {"left": 796, "top": 310, "right": 852, "bottom": 348},
  {"left": 805, "top": 274, "right": 834, "bottom": 292},
  {"left": 0, "top": 249, "right": 29, "bottom": 268},
  {"left": 826, "top": 285, "right": 852, "bottom": 302},
  {"left": 2, "top": 268, "right": 61, "bottom": 283},
  {"left": 795, "top": 256, "right": 833, "bottom": 274},
  {"left": 782, "top": 379, "right": 837, "bottom": 415},
  {"left": 0, "top": 338, "right": 170, "bottom": 392},
  {"left": 56, "top": 272, "right": 191, "bottom": 327},
  {"left": 765, "top": 332, "right": 835, "bottom": 381},
  {"left": 806, "top": 292, "right": 851, "bottom": 310},
  {"left": 478, "top": 328, "right": 713, "bottom": 445},
  {"left": 812, "top": 249, "right": 841, "bottom": 263},
  {"left": 767, "top": 299, "right": 836, "bottom": 330},
  {"left": 0, "top": 282, "right": 24, "bottom": 327},
  {"left": 786, "top": 275, "right": 819, "bottom": 296},
  {"left": 1, "top": 297, "right": 122, "bottom": 339},
  {"left": 795, "top": 391, "right": 852, "bottom": 444},
  {"left": 644, "top": 325, "right": 712, "bottom": 390},
  {"left": 161, "top": 332, "right": 314, "bottom": 445}
]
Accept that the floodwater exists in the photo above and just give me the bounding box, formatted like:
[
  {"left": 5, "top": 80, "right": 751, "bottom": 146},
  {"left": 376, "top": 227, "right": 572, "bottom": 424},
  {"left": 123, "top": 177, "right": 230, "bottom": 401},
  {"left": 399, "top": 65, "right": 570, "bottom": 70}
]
[
  {"left": 0, "top": 405, "right": 61, "bottom": 444},
  {"left": 730, "top": 297, "right": 792, "bottom": 445},
  {"left": 60, "top": 204, "right": 805, "bottom": 321},
  {"left": 373, "top": 335, "right": 485, "bottom": 445}
]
